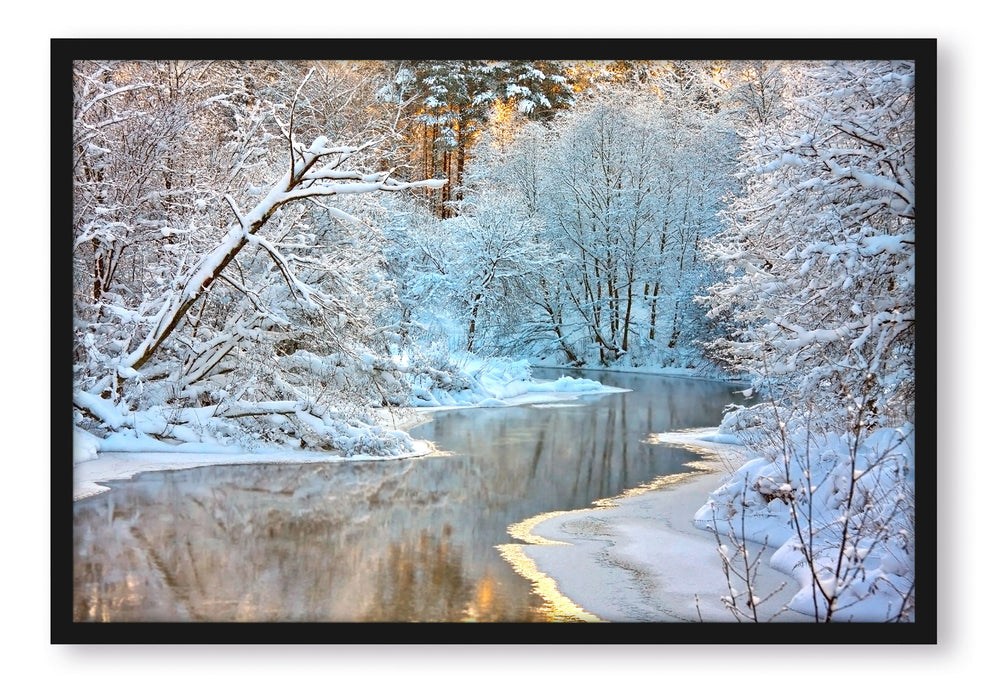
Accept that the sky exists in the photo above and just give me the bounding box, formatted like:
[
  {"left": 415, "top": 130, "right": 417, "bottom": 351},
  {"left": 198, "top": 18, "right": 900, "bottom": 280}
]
[{"left": 7, "top": 3, "right": 980, "bottom": 698}]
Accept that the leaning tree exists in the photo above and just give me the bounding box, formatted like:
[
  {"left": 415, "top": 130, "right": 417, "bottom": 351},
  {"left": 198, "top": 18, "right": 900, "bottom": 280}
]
[{"left": 73, "top": 62, "right": 445, "bottom": 455}]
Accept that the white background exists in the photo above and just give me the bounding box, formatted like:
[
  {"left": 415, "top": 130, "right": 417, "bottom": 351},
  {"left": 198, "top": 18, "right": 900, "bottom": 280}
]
[{"left": 13, "top": 5, "right": 974, "bottom": 698}]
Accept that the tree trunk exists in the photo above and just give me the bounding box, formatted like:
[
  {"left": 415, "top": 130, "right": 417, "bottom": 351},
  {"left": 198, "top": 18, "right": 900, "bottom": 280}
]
[
  {"left": 466, "top": 292, "right": 483, "bottom": 352},
  {"left": 622, "top": 262, "right": 635, "bottom": 353},
  {"left": 128, "top": 228, "right": 252, "bottom": 371},
  {"left": 456, "top": 119, "right": 467, "bottom": 201},
  {"left": 648, "top": 281, "right": 660, "bottom": 341}
]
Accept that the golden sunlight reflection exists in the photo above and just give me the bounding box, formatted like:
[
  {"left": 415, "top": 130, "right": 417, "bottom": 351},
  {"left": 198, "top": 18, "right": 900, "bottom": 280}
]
[
  {"left": 495, "top": 542, "right": 602, "bottom": 622},
  {"left": 590, "top": 469, "right": 705, "bottom": 507},
  {"left": 496, "top": 429, "right": 734, "bottom": 623},
  {"left": 460, "top": 573, "right": 498, "bottom": 622},
  {"left": 506, "top": 509, "right": 576, "bottom": 546},
  {"left": 497, "top": 509, "right": 601, "bottom": 620},
  {"left": 642, "top": 429, "right": 746, "bottom": 475}
]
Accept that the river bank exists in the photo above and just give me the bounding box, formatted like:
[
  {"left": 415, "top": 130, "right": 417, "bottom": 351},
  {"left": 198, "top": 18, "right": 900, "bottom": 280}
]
[
  {"left": 72, "top": 370, "right": 628, "bottom": 501},
  {"left": 505, "top": 427, "right": 809, "bottom": 622}
]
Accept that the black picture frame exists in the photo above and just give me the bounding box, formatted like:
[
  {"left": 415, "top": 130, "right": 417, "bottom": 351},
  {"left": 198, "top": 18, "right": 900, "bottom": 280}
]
[{"left": 53, "top": 37, "right": 936, "bottom": 645}]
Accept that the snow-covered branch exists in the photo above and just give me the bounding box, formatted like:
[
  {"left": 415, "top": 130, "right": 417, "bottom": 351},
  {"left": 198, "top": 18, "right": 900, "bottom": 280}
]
[{"left": 121, "top": 134, "right": 444, "bottom": 373}]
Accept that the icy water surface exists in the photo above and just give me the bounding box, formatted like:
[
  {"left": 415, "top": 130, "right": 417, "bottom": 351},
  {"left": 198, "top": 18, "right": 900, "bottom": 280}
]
[{"left": 73, "top": 370, "right": 744, "bottom": 622}]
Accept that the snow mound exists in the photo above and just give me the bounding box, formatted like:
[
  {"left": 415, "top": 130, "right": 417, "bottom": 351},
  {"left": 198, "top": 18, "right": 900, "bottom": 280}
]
[{"left": 694, "top": 423, "right": 915, "bottom": 621}]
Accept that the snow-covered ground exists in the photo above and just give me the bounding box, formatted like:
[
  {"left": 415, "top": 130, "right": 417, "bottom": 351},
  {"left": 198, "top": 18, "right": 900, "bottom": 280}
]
[
  {"left": 513, "top": 424, "right": 913, "bottom": 623},
  {"left": 692, "top": 422, "right": 915, "bottom": 622},
  {"left": 511, "top": 434, "right": 808, "bottom": 622}
]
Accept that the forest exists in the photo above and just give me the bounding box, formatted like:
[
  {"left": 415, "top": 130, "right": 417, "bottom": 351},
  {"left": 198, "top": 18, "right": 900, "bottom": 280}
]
[
  {"left": 72, "top": 57, "right": 914, "bottom": 455},
  {"left": 71, "top": 57, "right": 917, "bottom": 622}
]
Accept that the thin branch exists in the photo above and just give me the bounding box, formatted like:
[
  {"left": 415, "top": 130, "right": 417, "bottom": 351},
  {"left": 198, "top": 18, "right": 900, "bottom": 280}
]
[{"left": 223, "top": 194, "right": 247, "bottom": 230}]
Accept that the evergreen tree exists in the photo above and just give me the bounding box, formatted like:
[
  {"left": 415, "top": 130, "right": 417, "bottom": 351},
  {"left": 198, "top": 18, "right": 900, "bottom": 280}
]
[{"left": 395, "top": 60, "right": 575, "bottom": 217}]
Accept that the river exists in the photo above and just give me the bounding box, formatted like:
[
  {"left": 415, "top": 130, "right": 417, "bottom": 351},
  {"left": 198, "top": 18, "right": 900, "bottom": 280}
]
[{"left": 72, "top": 369, "right": 746, "bottom": 623}]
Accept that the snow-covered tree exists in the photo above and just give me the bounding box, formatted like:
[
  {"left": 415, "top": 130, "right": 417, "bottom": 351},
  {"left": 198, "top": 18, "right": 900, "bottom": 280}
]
[
  {"left": 449, "top": 121, "right": 580, "bottom": 362},
  {"left": 73, "top": 61, "right": 445, "bottom": 456},
  {"left": 721, "top": 60, "right": 790, "bottom": 128},
  {"left": 382, "top": 186, "right": 560, "bottom": 357},
  {"left": 376, "top": 66, "right": 737, "bottom": 370},
  {"left": 391, "top": 60, "right": 575, "bottom": 217},
  {"left": 705, "top": 59, "right": 915, "bottom": 432},
  {"left": 533, "top": 84, "right": 736, "bottom": 367},
  {"left": 699, "top": 59, "right": 916, "bottom": 621}
]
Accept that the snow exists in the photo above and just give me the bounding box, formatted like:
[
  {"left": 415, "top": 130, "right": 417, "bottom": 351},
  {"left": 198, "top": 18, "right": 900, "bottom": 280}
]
[
  {"left": 512, "top": 423, "right": 914, "bottom": 623},
  {"left": 512, "top": 446, "right": 808, "bottom": 622},
  {"left": 64, "top": 50, "right": 918, "bottom": 633},
  {"left": 72, "top": 360, "right": 626, "bottom": 501},
  {"left": 692, "top": 423, "right": 915, "bottom": 622}
]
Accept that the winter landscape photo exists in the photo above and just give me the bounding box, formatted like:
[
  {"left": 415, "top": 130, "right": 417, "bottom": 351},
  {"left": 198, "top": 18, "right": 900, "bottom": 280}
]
[{"left": 62, "top": 41, "right": 929, "bottom": 638}]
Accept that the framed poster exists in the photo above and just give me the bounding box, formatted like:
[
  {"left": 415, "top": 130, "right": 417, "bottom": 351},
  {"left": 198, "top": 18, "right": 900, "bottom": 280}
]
[{"left": 54, "top": 37, "right": 934, "bottom": 643}]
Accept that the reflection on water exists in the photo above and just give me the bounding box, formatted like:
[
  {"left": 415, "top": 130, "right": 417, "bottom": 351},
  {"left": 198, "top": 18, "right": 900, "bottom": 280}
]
[{"left": 73, "top": 370, "right": 746, "bottom": 622}]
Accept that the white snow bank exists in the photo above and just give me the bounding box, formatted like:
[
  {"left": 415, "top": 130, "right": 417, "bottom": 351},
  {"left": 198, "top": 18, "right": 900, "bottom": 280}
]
[
  {"left": 529, "top": 361, "right": 745, "bottom": 383},
  {"left": 508, "top": 430, "right": 807, "bottom": 622},
  {"left": 73, "top": 439, "right": 434, "bottom": 501},
  {"left": 73, "top": 426, "right": 102, "bottom": 463},
  {"left": 73, "top": 354, "right": 626, "bottom": 501},
  {"left": 524, "top": 376, "right": 606, "bottom": 393},
  {"left": 695, "top": 431, "right": 745, "bottom": 445},
  {"left": 407, "top": 354, "right": 628, "bottom": 410},
  {"left": 693, "top": 423, "right": 915, "bottom": 622}
]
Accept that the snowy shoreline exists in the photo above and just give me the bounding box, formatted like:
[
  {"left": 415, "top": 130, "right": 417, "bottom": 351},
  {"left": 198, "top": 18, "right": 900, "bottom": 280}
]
[
  {"left": 530, "top": 362, "right": 748, "bottom": 384},
  {"left": 72, "top": 376, "right": 630, "bottom": 501},
  {"left": 74, "top": 414, "right": 808, "bottom": 623},
  {"left": 74, "top": 367, "right": 888, "bottom": 623},
  {"left": 508, "top": 427, "right": 808, "bottom": 622},
  {"left": 72, "top": 439, "right": 437, "bottom": 502}
]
